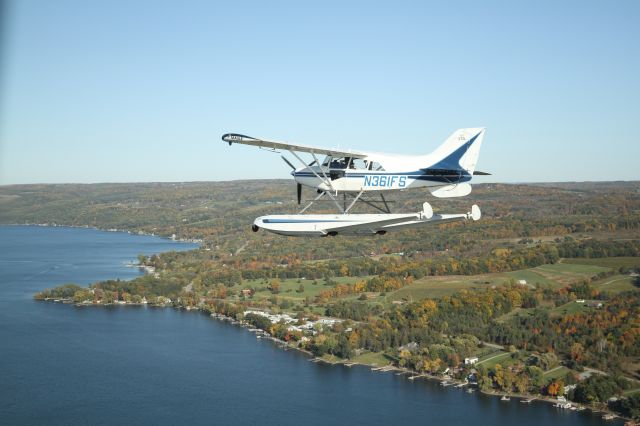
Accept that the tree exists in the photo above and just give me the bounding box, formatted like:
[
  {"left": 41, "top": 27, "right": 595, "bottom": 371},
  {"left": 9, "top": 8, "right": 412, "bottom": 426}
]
[
  {"left": 269, "top": 279, "right": 281, "bottom": 294},
  {"left": 493, "top": 364, "right": 505, "bottom": 390},
  {"left": 526, "top": 365, "right": 545, "bottom": 388},
  {"left": 570, "top": 342, "right": 584, "bottom": 361},
  {"left": 618, "top": 394, "right": 640, "bottom": 419},
  {"left": 514, "top": 373, "right": 530, "bottom": 394},
  {"left": 546, "top": 380, "right": 564, "bottom": 397},
  {"left": 573, "top": 376, "right": 621, "bottom": 404}
]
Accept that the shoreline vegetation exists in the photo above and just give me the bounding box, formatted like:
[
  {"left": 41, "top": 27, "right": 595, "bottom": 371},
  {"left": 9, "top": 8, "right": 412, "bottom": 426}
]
[
  {"left": 36, "top": 294, "right": 638, "bottom": 424},
  {"left": 4, "top": 181, "right": 640, "bottom": 423}
]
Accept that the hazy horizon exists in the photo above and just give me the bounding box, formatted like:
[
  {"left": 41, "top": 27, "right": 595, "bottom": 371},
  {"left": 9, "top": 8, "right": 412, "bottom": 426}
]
[{"left": 1, "top": 178, "right": 638, "bottom": 188}]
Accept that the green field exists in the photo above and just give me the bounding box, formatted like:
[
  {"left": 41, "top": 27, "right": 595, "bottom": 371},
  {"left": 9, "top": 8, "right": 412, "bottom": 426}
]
[
  {"left": 562, "top": 257, "right": 640, "bottom": 269},
  {"left": 623, "top": 387, "right": 640, "bottom": 396},
  {"left": 383, "top": 261, "right": 632, "bottom": 303},
  {"left": 543, "top": 366, "right": 572, "bottom": 381},
  {"left": 476, "top": 351, "right": 512, "bottom": 368},
  {"left": 350, "top": 351, "right": 392, "bottom": 366},
  {"left": 495, "top": 307, "right": 537, "bottom": 323},
  {"left": 532, "top": 264, "right": 610, "bottom": 286},
  {"left": 592, "top": 275, "right": 638, "bottom": 293},
  {"left": 550, "top": 301, "right": 594, "bottom": 317},
  {"left": 385, "top": 275, "right": 494, "bottom": 301},
  {"left": 505, "top": 269, "right": 556, "bottom": 286}
]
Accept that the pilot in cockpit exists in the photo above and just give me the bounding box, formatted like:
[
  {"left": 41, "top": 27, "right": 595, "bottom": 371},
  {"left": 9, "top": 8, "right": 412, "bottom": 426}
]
[{"left": 330, "top": 158, "right": 346, "bottom": 169}]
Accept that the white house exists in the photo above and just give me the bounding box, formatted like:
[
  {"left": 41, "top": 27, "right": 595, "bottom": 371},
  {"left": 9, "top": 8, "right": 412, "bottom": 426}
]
[{"left": 464, "top": 357, "right": 479, "bottom": 365}]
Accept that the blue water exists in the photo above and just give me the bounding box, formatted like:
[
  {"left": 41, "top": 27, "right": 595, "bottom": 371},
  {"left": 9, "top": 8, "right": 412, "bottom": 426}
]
[{"left": 0, "top": 226, "right": 619, "bottom": 425}]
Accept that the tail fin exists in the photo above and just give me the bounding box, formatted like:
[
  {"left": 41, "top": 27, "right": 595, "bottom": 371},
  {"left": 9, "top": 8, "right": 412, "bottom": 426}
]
[{"left": 426, "top": 128, "right": 485, "bottom": 175}]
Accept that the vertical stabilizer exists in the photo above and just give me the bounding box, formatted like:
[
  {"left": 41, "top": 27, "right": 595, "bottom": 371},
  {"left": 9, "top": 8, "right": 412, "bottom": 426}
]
[{"left": 426, "top": 128, "right": 485, "bottom": 175}]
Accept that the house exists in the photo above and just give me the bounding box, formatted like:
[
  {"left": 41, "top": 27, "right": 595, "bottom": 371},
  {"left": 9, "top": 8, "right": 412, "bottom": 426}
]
[
  {"left": 241, "top": 288, "right": 253, "bottom": 297},
  {"left": 464, "top": 357, "right": 479, "bottom": 365},
  {"left": 400, "top": 342, "right": 419, "bottom": 353},
  {"left": 517, "top": 279, "right": 527, "bottom": 285}
]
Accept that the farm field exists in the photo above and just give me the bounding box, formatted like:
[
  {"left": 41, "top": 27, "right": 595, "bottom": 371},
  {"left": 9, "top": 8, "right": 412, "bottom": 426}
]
[
  {"left": 381, "top": 260, "right": 636, "bottom": 304},
  {"left": 562, "top": 257, "right": 640, "bottom": 269},
  {"left": 385, "top": 275, "right": 493, "bottom": 301},
  {"left": 530, "top": 263, "right": 610, "bottom": 286},
  {"left": 592, "top": 275, "right": 638, "bottom": 293}
]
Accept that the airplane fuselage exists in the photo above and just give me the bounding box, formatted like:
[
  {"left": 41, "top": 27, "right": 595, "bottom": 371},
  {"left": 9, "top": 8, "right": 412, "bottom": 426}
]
[{"left": 292, "top": 166, "right": 471, "bottom": 192}]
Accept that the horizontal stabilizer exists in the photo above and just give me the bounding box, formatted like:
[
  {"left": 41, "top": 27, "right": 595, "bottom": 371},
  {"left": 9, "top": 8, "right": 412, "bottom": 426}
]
[
  {"left": 429, "top": 183, "right": 472, "bottom": 198},
  {"left": 473, "top": 170, "right": 491, "bottom": 176}
]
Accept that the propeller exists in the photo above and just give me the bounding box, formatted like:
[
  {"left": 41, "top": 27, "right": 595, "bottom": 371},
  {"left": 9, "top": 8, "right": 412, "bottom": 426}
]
[{"left": 282, "top": 156, "right": 303, "bottom": 204}]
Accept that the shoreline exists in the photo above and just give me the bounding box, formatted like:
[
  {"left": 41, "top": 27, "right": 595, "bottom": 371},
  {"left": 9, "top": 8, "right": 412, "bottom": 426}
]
[
  {"left": 0, "top": 223, "right": 203, "bottom": 244},
  {"left": 208, "top": 310, "right": 631, "bottom": 423},
  {"left": 38, "top": 298, "right": 631, "bottom": 423}
]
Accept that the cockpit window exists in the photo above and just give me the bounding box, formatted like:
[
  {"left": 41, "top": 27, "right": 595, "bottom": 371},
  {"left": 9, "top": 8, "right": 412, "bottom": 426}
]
[
  {"left": 324, "top": 157, "right": 374, "bottom": 170},
  {"left": 351, "top": 159, "right": 367, "bottom": 170},
  {"left": 370, "top": 162, "right": 385, "bottom": 171},
  {"left": 330, "top": 158, "right": 347, "bottom": 169}
]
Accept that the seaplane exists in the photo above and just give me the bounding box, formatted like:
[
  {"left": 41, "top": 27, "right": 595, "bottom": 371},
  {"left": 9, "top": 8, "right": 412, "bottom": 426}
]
[{"left": 222, "top": 128, "right": 488, "bottom": 237}]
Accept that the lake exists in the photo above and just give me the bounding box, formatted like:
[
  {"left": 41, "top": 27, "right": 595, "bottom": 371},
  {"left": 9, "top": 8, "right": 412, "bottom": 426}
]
[{"left": 0, "top": 226, "right": 619, "bottom": 425}]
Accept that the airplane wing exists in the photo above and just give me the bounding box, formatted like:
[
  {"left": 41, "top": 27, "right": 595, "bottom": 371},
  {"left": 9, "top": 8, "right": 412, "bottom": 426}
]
[{"left": 222, "top": 133, "right": 369, "bottom": 158}]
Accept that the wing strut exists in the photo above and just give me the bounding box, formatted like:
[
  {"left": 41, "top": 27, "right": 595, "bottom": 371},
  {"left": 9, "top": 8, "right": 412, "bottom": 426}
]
[
  {"left": 344, "top": 190, "right": 364, "bottom": 213},
  {"left": 299, "top": 191, "right": 327, "bottom": 214},
  {"left": 380, "top": 194, "right": 391, "bottom": 214},
  {"left": 289, "top": 150, "right": 344, "bottom": 213}
]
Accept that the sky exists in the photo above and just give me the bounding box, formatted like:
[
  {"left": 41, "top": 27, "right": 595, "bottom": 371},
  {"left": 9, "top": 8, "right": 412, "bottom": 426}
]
[{"left": 0, "top": 0, "right": 639, "bottom": 185}]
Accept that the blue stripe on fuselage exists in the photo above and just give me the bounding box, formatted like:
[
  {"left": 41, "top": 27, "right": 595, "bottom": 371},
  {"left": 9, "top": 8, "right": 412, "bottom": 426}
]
[{"left": 292, "top": 171, "right": 471, "bottom": 185}]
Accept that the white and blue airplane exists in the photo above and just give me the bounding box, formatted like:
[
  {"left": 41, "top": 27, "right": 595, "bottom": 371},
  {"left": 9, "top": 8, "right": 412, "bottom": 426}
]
[{"left": 222, "top": 128, "right": 488, "bottom": 237}]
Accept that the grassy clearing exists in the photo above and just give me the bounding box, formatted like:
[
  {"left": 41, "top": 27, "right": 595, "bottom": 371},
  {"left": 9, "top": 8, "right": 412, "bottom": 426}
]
[
  {"left": 386, "top": 275, "right": 502, "bottom": 301},
  {"left": 477, "top": 351, "right": 510, "bottom": 368},
  {"left": 543, "top": 366, "right": 571, "bottom": 381},
  {"left": 386, "top": 262, "right": 628, "bottom": 304},
  {"left": 592, "top": 275, "right": 638, "bottom": 293},
  {"left": 505, "top": 269, "right": 556, "bottom": 286},
  {"left": 623, "top": 387, "right": 640, "bottom": 396},
  {"left": 539, "top": 263, "right": 611, "bottom": 275},
  {"left": 531, "top": 263, "right": 610, "bottom": 286},
  {"left": 350, "top": 351, "right": 391, "bottom": 366},
  {"left": 473, "top": 345, "right": 502, "bottom": 359},
  {"left": 319, "top": 354, "right": 341, "bottom": 364},
  {"left": 550, "top": 301, "right": 593, "bottom": 317},
  {"left": 495, "top": 307, "right": 536, "bottom": 323},
  {"left": 562, "top": 257, "right": 640, "bottom": 269}
]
